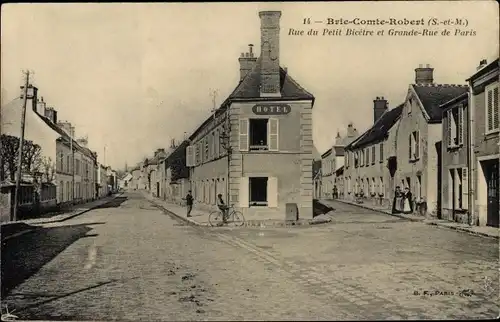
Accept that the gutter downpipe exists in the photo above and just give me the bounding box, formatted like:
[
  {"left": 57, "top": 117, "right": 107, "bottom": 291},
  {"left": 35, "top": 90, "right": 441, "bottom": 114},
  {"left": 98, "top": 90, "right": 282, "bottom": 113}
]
[{"left": 467, "top": 86, "right": 475, "bottom": 226}]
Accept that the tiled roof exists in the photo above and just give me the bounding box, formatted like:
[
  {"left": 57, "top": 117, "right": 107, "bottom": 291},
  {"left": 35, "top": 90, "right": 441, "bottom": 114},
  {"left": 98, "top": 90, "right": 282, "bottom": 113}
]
[
  {"left": 412, "top": 84, "right": 469, "bottom": 122},
  {"left": 229, "top": 58, "right": 314, "bottom": 100},
  {"left": 3, "top": 98, "right": 96, "bottom": 160},
  {"left": 189, "top": 60, "right": 314, "bottom": 140},
  {"left": 466, "top": 58, "right": 499, "bottom": 82},
  {"left": 348, "top": 104, "right": 404, "bottom": 149}
]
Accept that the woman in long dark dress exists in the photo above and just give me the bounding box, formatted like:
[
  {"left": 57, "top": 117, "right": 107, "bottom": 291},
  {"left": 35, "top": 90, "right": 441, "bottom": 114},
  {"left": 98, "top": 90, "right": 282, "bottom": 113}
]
[{"left": 392, "top": 186, "right": 402, "bottom": 214}]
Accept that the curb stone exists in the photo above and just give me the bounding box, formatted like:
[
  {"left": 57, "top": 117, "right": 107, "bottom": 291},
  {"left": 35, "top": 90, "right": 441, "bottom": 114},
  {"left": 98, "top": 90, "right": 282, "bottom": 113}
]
[{"left": 333, "top": 198, "right": 498, "bottom": 239}]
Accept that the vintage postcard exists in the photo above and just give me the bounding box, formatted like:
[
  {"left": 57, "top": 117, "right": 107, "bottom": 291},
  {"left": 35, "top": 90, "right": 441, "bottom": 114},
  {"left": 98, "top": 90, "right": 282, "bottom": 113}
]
[{"left": 0, "top": 1, "right": 498, "bottom": 321}]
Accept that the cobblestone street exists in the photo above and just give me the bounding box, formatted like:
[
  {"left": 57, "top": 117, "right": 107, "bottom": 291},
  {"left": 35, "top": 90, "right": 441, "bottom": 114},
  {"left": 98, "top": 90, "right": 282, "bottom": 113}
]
[{"left": 2, "top": 192, "right": 498, "bottom": 320}]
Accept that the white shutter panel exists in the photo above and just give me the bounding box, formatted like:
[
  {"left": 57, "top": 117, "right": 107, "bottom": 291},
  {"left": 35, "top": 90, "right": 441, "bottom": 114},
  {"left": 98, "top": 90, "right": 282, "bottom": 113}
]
[
  {"left": 186, "top": 146, "right": 194, "bottom": 167},
  {"left": 493, "top": 86, "right": 499, "bottom": 130},
  {"left": 458, "top": 106, "right": 464, "bottom": 145},
  {"left": 239, "top": 119, "right": 249, "bottom": 151},
  {"left": 268, "top": 118, "right": 279, "bottom": 151},
  {"left": 447, "top": 110, "right": 452, "bottom": 147},
  {"left": 267, "top": 177, "right": 278, "bottom": 208},
  {"left": 487, "top": 89, "right": 493, "bottom": 131},
  {"left": 462, "top": 167, "right": 468, "bottom": 210},
  {"left": 239, "top": 177, "right": 249, "bottom": 207},
  {"left": 415, "top": 131, "right": 420, "bottom": 158}
]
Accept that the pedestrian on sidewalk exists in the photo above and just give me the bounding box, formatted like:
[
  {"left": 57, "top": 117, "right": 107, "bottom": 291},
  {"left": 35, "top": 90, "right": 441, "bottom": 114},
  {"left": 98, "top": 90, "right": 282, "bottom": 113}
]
[
  {"left": 183, "top": 190, "right": 194, "bottom": 217},
  {"left": 392, "top": 186, "right": 403, "bottom": 214},
  {"left": 332, "top": 185, "right": 339, "bottom": 199},
  {"left": 402, "top": 187, "right": 414, "bottom": 214}
]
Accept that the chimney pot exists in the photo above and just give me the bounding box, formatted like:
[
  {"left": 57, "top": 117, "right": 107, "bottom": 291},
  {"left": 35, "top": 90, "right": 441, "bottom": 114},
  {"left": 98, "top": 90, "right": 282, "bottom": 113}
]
[{"left": 415, "top": 64, "right": 434, "bottom": 84}]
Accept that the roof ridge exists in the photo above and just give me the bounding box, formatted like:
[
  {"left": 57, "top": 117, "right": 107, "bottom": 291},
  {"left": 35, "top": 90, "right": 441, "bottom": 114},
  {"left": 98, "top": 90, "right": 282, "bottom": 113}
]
[{"left": 412, "top": 83, "right": 468, "bottom": 87}]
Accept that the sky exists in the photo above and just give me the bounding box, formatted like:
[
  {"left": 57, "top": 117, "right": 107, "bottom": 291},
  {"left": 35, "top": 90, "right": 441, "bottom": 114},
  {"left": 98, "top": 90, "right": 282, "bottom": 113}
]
[{"left": 1, "top": 1, "right": 498, "bottom": 170}]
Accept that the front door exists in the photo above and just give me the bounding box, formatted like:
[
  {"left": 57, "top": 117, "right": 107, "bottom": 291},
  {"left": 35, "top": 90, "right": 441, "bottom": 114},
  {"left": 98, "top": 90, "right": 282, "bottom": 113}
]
[{"left": 486, "top": 159, "right": 499, "bottom": 227}]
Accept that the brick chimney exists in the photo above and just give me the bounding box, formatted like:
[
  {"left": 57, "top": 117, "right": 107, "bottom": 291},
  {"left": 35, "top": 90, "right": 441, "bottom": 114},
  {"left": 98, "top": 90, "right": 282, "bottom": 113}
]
[
  {"left": 346, "top": 123, "right": 356, "bottom": 137},
  {"left": 415, "top": 64, "right": 434, "bottom": 84},
  {"left": 477, "top": 59, "right": 488, "bottom": 71},
  {"left": 259, "top": 11, "right": 282, "bottom": 98},
  {"left": 373, "top": 96, "right": 388, "bottom": 123},
  {"left": 77, "top": 137, "right": 88, "bottom": 147},
  {"left": 44, "top": 107, "right": 58, "bottom": 123},
  {"left": 239, "top": 44, "right": 257, "bottom": 81},
  {"left": 57, "top": 121, "right": 74, "bottom": 137},
  {"left": 36, "top": 96, "right": 46, "bottom": 115},
  {"left": 20, "top": 85, "right": 38, "bottom": 112}
]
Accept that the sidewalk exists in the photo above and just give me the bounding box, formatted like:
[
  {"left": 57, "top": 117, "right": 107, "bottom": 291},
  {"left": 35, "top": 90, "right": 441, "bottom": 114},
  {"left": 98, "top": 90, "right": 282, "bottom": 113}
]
[
  {"left": 2, "top": 193, "right": 123, "bottom": 227},
  {"left": 1, "top": 193, "right": 123, "bottom": 242},
  {"left": 144, "top": 192, "right": 332, "bottom": 228},
  {"left": 329, "top": 198, "right": 499, "bottom": 239}
]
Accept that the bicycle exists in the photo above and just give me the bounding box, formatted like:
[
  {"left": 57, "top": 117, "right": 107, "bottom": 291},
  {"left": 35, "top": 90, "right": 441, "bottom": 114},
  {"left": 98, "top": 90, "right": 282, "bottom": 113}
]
[{"left": 209, "top": 204, "right": 245, "bottom": 227}]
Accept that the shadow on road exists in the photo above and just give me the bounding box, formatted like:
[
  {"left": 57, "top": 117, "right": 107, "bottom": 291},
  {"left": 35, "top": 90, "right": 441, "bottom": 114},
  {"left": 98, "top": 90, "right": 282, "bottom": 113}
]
[
  {"left": 93, "top": 196, "right": 128, "bottom": 209},
  {"left": 1, "top": 222, "right": 105, "bottom": 297},
  {"left": 313, "top": 199, "right": 334, "bottom": 217}
]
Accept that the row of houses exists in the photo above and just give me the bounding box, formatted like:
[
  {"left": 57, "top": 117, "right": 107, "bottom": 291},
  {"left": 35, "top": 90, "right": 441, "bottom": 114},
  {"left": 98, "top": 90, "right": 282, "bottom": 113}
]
[
  {"left": 1, "top": 84, "right": 118, "bottom": 221},
  {"left": 134, "top": 10, "right": 319, "bottom": 221},
  {"left": 318, "top": 58, "right": 499, "bottom": 228}
]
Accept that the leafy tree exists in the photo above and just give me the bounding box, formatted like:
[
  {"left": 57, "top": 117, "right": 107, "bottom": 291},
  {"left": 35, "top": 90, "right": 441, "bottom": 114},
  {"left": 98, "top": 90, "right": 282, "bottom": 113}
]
[{"left": 0, "top": 134, "right": 44, "bottom": 182}]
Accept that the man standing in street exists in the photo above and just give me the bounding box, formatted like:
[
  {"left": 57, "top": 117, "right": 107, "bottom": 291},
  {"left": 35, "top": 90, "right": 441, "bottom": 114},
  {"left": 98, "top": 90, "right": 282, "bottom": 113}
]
[
  {"left": 184, "top": 190, "right": 193, "bottom": 217},
  {"left": 217, "top": 193, "right": 229, "bottom": 224}
]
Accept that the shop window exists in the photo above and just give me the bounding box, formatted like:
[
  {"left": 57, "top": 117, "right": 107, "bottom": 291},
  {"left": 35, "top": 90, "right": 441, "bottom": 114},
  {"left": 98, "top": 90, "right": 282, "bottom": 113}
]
[
  {"left": 249, "top": 119, "right": 269, "bottom": 151},
  {"left": 249, "top": 177, "right": 268, "bottom": 206}
]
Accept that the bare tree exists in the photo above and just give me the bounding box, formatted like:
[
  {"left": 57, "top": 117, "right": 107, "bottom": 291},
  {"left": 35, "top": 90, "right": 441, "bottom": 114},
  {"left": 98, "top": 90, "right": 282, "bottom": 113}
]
[
  {"left": 41, "top": 157, "right": 56, "bottom": 183},
  {"left": 0, "top": 134, "right": 44, "bottom": 181}
]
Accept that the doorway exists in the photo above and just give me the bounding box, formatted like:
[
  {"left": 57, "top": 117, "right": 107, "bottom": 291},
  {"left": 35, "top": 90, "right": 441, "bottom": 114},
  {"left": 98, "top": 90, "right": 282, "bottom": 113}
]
[{"left": 482, "top": 159, "right": 499, "bottom": 227}]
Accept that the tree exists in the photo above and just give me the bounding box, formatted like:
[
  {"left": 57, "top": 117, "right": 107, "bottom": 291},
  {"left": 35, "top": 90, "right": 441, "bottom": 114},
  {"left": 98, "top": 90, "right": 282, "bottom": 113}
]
[{"left": 0, "top": 134, "right": 44, "bottom": 182}]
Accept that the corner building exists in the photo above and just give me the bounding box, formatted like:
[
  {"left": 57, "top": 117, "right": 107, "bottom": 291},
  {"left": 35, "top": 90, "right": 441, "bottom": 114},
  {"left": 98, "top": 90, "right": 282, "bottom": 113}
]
[{"left": 186, "top": 11, "right": 315, "bottom": 220}]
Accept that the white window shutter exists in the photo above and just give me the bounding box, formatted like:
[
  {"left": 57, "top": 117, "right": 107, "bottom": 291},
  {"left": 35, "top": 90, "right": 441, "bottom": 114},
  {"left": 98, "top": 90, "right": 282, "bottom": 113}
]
[
  {"left": 415, "top": 131, "right": 420, "bottom": 158},
  {"left": 408, "top": 134, "right": 412, "bottom": 159},
  {"left": 462, "top": 167, "right": 468, "bottom": 210},
  {"left": 458, "top": 106, "right": 464, "bottom": 145},
  {"left": 186, "top": 146, "right": 194, "bottom": 167},
  {"left": 493, "top": 86, "right": 499, "bottom": 130},
  {"left": 239, "top": 119, "right": 249, "bottom": 151},
  {"left": 487, "top": 89, "right": 493, "bottom": 131},
  {"left": 268, "top": 118, "right": 279, "bottom": 151},
  {"left": 267, "top": 177, "right": 278, "bottom": 208},
  {"left": 239, "top": 177, "right": 249, "bottom": 207},
  {"left": 447, "top": 110, "right": 452, "bottom": 147}
]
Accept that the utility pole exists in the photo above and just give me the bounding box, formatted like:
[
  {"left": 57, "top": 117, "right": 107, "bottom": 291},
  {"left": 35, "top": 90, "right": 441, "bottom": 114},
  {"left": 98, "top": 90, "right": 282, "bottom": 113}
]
[
  {"left": 70, "top": 126, "right": 75, "bottom": 203},
  {"left": 13, "top": 71, "right": 30, "bottom": 221}
]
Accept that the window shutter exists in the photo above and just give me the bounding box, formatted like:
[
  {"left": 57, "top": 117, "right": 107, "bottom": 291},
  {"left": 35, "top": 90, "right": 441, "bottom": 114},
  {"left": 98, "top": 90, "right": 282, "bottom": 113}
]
[
  {"left": 446, "top": 110, "right": 452, "bottom": 147},
  {"left": 268, "top": 118, "right": 279, "bottom": 151},
  {"left": 487, "top": 89, "right": 493, "bottom": 131},
  {"left": 409, "top": 134, "right": 412, "bottom": 159},
  {"left": 372, "top": 146, "right": 375, "bottom": 164},
  {"left": 186, "top": 146, "right": 194, "bottom": 167},
  {"left": 239, "top": 176, "right": 249, "bottom": 207},
  {"left": 462, "top": 167, "right": 468, "bottom": 209},
  {"left": 215, "top": 130, "right": 219, "bottom": 158},
  {"left": 380, "top": 143, "right": 384, "bottom": 162},
  {"left": 458, "top": 106, "right": 464, "bottom": 145},
  {"left": 415, "top": 131, "right": 420, "bottom": 158},
  {"left": 239, "top": 119, "right": 249, "bottom": 151},
  {"left": 267, "top": 177, "right": 278, "bottom": 208},
  {"left": 493, "top": 86, "right": 499, "bottom": 130}
]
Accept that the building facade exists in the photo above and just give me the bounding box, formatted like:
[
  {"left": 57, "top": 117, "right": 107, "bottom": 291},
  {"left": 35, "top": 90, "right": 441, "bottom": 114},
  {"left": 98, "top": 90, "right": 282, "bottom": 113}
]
[
  {"left": 467, "top": 58, "right": 499, "bottom": 227},
  {"left": 343, "top": 97, "right": 403, "bottom": 207},
  {"left": 186, "top": 11, "right": 315, "bottom": 220},
  {"left": 393, "top": 65, "right": 468, "bottom": 216},
  {"left": 440, "top": 92, "right": 469, "bottom": 223}
]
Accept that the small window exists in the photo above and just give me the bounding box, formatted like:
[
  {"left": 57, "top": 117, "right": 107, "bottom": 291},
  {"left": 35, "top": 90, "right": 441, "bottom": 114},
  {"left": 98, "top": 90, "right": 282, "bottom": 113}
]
[
  {"left": 249, "top": 177, "right": 268, "bottom": 206},
  {"left": 249, "top": 119, "right": 269, "bottom": 151}
]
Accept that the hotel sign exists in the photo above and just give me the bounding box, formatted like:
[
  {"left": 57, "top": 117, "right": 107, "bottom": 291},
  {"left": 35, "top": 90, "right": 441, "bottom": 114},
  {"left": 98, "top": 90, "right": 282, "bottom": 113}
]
[{"left": 252, "top": 104, "right": 291, "bottom": 115}]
